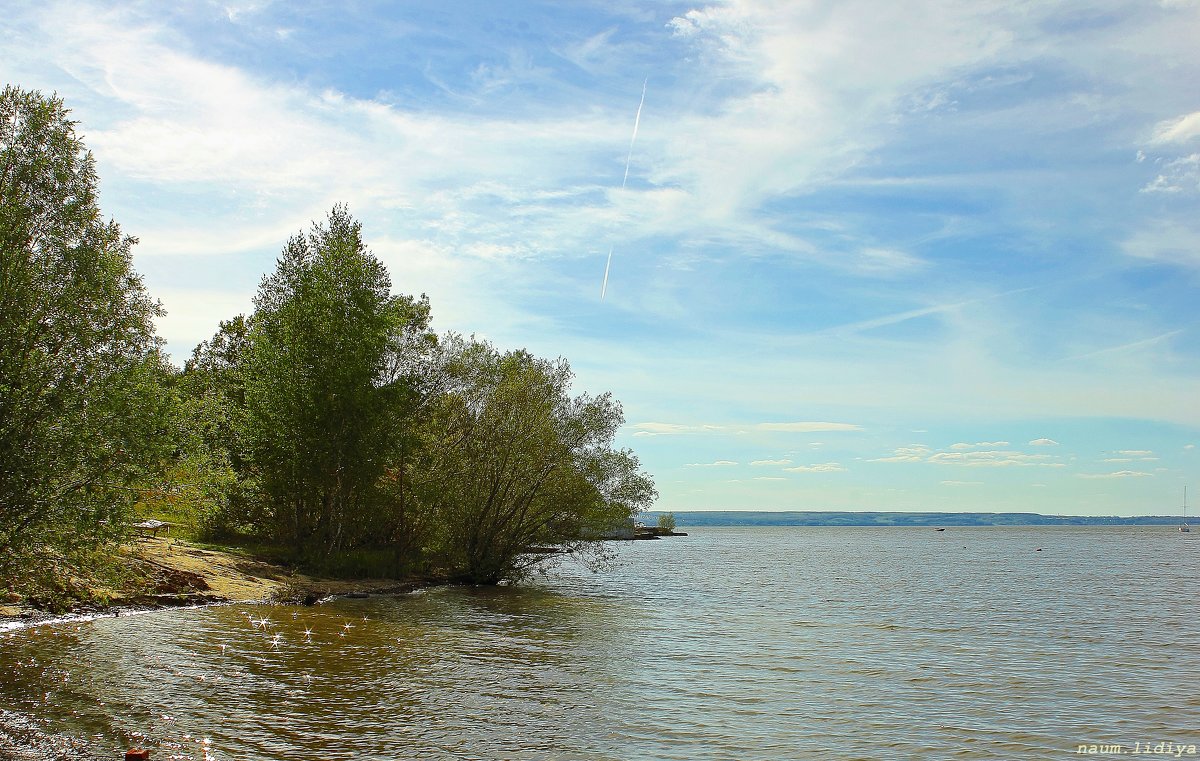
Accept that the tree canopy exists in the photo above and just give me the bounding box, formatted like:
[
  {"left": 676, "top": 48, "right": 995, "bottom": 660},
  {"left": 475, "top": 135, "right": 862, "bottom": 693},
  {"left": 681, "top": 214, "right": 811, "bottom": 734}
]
[
  {"left": 186, "top": 211, "right": 658, "bottom": 582},
  {"left": 1, "top": 85, "right": 658, "bottom": 591},
  {"left": 241, "top": 205, "right": 434, "bottom": 557},
  {"left": 0, "top": 86, "right": 168, "bottom": 576},
  {"left": 416, "top": 337, "right": 657, "bottom": 583}
]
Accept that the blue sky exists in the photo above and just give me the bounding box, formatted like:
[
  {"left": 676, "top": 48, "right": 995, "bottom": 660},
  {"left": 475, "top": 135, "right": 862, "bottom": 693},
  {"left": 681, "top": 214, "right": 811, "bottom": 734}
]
[{"left": 4, "top": 0, "right": 1199, "bottom": 515}]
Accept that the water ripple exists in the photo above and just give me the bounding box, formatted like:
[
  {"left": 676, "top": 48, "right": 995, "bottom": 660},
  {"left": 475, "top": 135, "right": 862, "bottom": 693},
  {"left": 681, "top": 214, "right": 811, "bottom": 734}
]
[{"left": 1, "top": 526, "right": 1197, "bottom": 760}]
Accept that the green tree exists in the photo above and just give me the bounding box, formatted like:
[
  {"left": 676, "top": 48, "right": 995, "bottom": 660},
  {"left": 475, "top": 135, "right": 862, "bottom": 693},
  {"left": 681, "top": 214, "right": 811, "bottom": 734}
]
[
  {"left": 161, "top": 315, "right": 258, "bottom": 536},
  {"left": 657, "top": 512, "right": 676, "bottom": 533},
  {"left": 137, "top": 390, "right": 240, "bottom": 537},
  {"left": 181, "top": 315, "right": 252, "bottom": 409},
  {"left": 0, "top": 86, "right": 168, "bottom": 578},
  {"left": 242, "top": 205, "right": 433, "bottom": 557},
  {"left": 417, "top": 337, "right": 657, "bottom": 584}
]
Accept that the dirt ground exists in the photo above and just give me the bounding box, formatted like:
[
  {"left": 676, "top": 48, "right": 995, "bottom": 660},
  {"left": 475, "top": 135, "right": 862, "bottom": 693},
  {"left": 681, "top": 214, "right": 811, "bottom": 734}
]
[
  {"left": 131, "top": 535, "right": 288, "bottom": 601},
  {"left": 0, "top": 536, "right": 431, "bottom": 623},
  {"left": 129, "top": 536, "right": 428, "bottom": 603}
]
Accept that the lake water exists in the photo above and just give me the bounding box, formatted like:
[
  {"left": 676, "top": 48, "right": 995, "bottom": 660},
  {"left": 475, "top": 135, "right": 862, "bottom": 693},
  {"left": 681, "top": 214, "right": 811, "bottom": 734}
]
[{"left": 2, "top": 526, "right": 1198, "bottom": 760}]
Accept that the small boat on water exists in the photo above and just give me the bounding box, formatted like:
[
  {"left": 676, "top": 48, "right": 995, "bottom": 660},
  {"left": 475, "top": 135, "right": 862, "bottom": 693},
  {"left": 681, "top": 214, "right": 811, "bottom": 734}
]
[{"left": 1180, "top": 486, "right": 1190, "bottom": 533}]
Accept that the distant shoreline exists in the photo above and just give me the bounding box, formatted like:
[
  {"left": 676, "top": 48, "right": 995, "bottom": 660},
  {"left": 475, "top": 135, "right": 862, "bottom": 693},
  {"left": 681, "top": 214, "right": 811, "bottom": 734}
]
[{"left": 641, "top": 510, "right": 1189, "bottom": 528}]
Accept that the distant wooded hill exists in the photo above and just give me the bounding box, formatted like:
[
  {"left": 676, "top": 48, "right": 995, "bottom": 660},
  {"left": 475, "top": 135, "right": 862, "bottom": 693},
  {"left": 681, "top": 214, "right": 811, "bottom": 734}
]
[{"left": 641, "top": 511, "right": 1187, "bottom": 527}]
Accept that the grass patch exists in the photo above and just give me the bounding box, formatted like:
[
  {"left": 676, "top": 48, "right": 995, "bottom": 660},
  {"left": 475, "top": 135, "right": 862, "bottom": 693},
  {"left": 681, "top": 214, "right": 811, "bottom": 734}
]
[{"left": 3, "top": 545, "right": 153, "bottom": 614}]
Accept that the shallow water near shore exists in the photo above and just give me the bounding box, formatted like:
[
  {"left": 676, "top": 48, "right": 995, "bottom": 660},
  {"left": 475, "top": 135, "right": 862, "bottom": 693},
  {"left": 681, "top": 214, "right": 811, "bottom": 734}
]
[{"left": 2, "top": 526, "right": 1198, "bottom": 760}]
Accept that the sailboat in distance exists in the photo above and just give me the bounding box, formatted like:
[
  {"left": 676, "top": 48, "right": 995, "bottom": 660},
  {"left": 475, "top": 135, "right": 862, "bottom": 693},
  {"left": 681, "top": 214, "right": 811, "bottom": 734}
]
[{"left": 1181, "top": 486, "right": 1190, "bottom": 533}]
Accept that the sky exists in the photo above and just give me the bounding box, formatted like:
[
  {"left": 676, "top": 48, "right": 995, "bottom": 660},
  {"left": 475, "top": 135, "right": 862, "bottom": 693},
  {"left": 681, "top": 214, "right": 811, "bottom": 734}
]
[{"left": 3, "top": 0, "right": 1199, "bottom": 516}]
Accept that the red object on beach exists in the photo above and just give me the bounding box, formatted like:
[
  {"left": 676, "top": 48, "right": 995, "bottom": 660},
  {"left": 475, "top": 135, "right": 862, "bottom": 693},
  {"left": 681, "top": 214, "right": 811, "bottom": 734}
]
[{"left": 125, "top": 750, "right": 150, "bottom": 760}]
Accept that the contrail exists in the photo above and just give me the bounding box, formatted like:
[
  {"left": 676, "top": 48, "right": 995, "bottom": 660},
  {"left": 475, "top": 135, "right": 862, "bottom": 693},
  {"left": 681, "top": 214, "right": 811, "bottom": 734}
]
[
  {"left": 600, "top": 245, "right": 614, "bottom": 301},
  {"left": 602, "top": 79, "right": 647, "bottom": 301},
  {"left": 621, "top": 79, "right": 647, "bottom": 190}
]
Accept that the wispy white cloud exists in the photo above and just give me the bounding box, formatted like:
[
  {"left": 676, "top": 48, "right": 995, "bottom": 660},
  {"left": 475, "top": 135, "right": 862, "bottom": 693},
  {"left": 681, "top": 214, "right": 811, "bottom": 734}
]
[
  {"left": 647, "top": 0, "right": 1052, "bottom": 273},
  {"left": 928, "top": 451, "right": 1064, "bottom": 468},
  {"left": 48, "top": 15, "right": 371, "bottom": 194},
  {"left": 1103, "top": 450, "right": 1157, "bottom": 463},
  {"left": 221, "top": 1, "right": 272, "bottom": 23},
  {"left": 1149, "top": 110, "right": 1200, "bottom": 145},
  {"left": 949, "top": 441, "right": 1010, "bottom": 450},
  {"left": 1141, "top": 153, "right": 1200, "bottom": 194},
  {"left": 852, "top": 247, "right": 928, "bottom": 276},
  {"left": 750, "top": 458, "right": 793, "bottom": 466},
  {"left": 629, "top": 422, "right": 728, "bottom": 437},
  {"left": 21, "top": 7, "right": 673, "bottom": 257},
  {"left": 784, "top": 462, "right": 847, "bottom": 473},
  {"left": 1078, "top": 470, "right": 1154, "bottom": 479},
  {"left": 871, "top": 445, "right": 932, "bottom": 463},
  {"left": 685, "top": 460, "right": 739, "bottom": 467},
  {"left": 873, "top": 443, "right": 1065, "bottom": 468},
  {"left": 1029, "top": 438, "right": 1059, "bottom": 446}
]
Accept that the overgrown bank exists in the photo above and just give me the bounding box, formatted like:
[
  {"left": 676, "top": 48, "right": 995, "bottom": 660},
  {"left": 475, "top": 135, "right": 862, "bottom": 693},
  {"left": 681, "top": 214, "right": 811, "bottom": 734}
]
[
  {"left": 0, "top": 534, "right": 447, "bottom": 625},
  {"left": 1, "top": 85, "right": 657, "bottom": 607}
]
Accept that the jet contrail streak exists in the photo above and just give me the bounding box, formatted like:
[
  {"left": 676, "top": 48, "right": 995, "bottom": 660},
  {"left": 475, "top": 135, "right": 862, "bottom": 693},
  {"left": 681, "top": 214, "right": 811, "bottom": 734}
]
[
  {"left": 601, "top": 245, "right": 613, "bottom": 300},
  {"left": 603, "top": 78, "right": 647, "bottom": 301},
  {"left": 621, "top": 79, "right": 647, "bottom": 190}
]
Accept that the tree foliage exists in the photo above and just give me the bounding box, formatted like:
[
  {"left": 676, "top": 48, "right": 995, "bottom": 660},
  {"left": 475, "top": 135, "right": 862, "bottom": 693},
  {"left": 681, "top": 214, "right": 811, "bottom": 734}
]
[
  {"left": 417, "top": 337, "right": 657, "bottom": 583},
  {"left": 166, "top": 209, "right": 657, "bottom": 583},
  {"left": 161, "top": 316, "right": 257, "bottom": 536},
  {"left": 241, "top": 205, "right": 434, "bottom": 557},
  {"left": 0, "top": 85, "right": 659, "bottom": 591},
  {"left": 0, "top": 86, "right": 167, "bottom": 577}
]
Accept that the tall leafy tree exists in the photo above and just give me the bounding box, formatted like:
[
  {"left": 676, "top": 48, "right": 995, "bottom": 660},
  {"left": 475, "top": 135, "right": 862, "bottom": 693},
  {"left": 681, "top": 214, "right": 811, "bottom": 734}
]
[
  {"left": 0, "top": 86, "right": 168, "bottom": 577},
  {"left": 417, "top": 337, "right": 657, "bottom": 584},
  {"left": 243, "top": 205, "right": 433, "bottom": 556},
  {"left": 137, "top": 316, "right": 255, "bottom": 538},
  {"left": 177, "top": 315, "right": 254, "bottom": 482}
]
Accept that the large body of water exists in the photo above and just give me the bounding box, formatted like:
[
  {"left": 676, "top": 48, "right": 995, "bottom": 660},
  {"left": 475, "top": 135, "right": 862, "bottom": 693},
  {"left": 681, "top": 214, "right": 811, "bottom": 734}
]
[{"left": 2, "top": 526, "right": 1197, "bottom": 760}]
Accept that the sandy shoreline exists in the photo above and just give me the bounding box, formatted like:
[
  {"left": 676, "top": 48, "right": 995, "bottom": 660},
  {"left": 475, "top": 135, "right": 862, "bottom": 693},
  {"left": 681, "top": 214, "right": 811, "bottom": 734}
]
[{"left": 0, "top": 536, "right": 440, "bottom": 629}]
